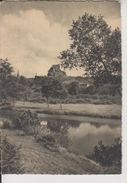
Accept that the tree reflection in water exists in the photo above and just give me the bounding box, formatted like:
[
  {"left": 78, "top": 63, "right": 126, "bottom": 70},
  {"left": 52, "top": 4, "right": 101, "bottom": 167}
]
[
  {"left": 89, "top": 122, "right": 120, "bottom": 129},
  {"left": 47, "top": 119, "right": 74, "bottom": 150},
  {"left": 47, "top": 119, "right": 81, "bottom": 133}
]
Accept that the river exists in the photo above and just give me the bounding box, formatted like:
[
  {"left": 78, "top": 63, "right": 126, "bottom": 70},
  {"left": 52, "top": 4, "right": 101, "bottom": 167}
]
[{"left": 0, "top": 109, "right": 121, "bottom": 156}]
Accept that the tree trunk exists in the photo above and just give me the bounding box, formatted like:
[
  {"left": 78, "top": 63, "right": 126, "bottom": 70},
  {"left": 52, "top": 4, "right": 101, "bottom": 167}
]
[
  {"left": 60, "top": 99, "right": 62, "bottom": 109},
  {"left": 3, "top": 98, "right": 6, "bottom": 105},
  {"left": 98, "top": 55, "right": 122, "bottom": 97},
  {"left": 47, "top": 98, "right": 49, "bottom": 108}
]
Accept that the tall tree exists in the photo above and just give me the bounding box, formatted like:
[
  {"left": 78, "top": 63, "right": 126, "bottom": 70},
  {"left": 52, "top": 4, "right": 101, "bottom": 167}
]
[
  {"left": 0, "top": 58, "right": 14, "bottom": 104},
  {"left": 6, "top": 80, "right": 25, "bottom": 106},
  {"left": 51, "top": 79, "right": 67, "bottom": 109},
  {"left": 67, "top": 81, "right": 79, "bottom": 96},
  {"left": 0, "top": 59, "right": 26, "bottom": 105},
  {"left": 41, "top": 76, "right": 53, "bottom": 108},
  {"left": 41, "top": 77, "right": 67, "bottom": 109},
  {"left": 59, "top": 13, "right": 121, "bottom": 96}
]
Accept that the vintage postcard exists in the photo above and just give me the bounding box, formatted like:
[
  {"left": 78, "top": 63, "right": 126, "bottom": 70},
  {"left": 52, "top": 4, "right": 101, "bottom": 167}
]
[{"left": 0, "top": 0, "right": 126, "bottom": 182}]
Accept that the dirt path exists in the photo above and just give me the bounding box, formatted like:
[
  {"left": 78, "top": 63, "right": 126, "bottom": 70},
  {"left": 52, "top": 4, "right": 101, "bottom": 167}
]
[{"left": 2, "top": 129, "right": 102, "bottom": 174}]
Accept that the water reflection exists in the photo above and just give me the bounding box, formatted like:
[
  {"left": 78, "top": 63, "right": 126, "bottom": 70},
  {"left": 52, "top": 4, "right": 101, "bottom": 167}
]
[
  {"left": 44, "top": 119, "right": 121, "bottom": 155},
  {"left": 0, "top": 109, "right": 21, "bottom": 121},
  {"left": 0, "top": 110, "right": 121, "bottom": 155},
  {"left": 46, "top": 119, "right": 81, "bottom": 133},
  {"left": 68, "top": 123, "right": 121, "bottom": 155},
  {"left": 89, "top": 121, "right": 120, "bottom": 129},
  {"left": 47, "top": 119, "right": 68, "bottom": 133}
]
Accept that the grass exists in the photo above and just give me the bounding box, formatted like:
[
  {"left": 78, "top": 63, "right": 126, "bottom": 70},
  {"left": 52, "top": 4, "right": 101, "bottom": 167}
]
[
  {"left": 1, "top": 128, "right": 103, "bottom": 174},
  {"left": 1, "top": 136, "right": 23, "bottom": 174},
  {"left": 14, "top": 101, "right": 121, "bottom": 119},
  {"left": 0, "top": 108, "right": 121, "bottom": 174}
]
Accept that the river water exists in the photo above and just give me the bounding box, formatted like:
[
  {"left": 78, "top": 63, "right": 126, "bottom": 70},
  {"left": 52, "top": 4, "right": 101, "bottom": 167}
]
[{"left": 0, "top": 110, "right": 121, "bottom": 156}]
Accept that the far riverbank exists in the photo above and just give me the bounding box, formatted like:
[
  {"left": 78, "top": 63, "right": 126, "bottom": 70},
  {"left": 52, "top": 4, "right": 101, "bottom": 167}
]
[{"left": 10, "top": 101, "right": 122, "bottom": 119}]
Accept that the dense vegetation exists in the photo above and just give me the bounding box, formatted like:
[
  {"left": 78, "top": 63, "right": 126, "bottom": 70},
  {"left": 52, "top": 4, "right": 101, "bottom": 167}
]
[
  {"left": 0, "top": 57, "right": 121, "bottom": 107},
  {"left": 0, "top": 12, "right": 122, "bottom": 175},
  {"left": 1, "top": 110, "right": 121, "bottom": 174},
  {"left": 59, "top": 13, "right": 121, "bottom": 97},
  {"left": 86, "top": 137, "right": 121, "bottom": 174},
  {"left": 1, "top": 136, "right": 23, "bottom": 174}
]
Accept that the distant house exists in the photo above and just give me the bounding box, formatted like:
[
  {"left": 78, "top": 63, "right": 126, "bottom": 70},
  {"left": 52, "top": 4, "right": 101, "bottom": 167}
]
[
  {"left": 33, "top": 64, "right": 93, "bottom": 91},
  {"left": 34, "top": 75, "right": 44, "bottom": 84}
]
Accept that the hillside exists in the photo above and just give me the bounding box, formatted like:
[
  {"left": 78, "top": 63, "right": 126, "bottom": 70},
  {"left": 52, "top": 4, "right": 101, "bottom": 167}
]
[{"left": 1, "top": 128, "right": 104, "bottom": 174}]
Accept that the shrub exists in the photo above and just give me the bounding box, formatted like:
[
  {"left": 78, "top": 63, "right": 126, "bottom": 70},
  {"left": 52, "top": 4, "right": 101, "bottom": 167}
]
[
  {"left": 14, "top": 110, "right": 40, "bottom": 135},
  {"left": 54, "top": 125, "right": 73, "bottom": 150},
  {"left": 75, "top": 99, "right": 84, "bottom": 103},
  {"left": 91, "top": 94, "right": 99, "bottom": 100},
  {"left": 1, "top": 136, "right": 23, "bottom": 174},
  {"left": 86, "top": 137, "right": 122, "bottom": 171},
  {"left": 2, "top": 119, "right": 12, "bottom": 129},
  {"left": 35, "top": 125, "right": 73, "bottom": 152},
  {"left": 35, "top": 126, "right": 56, "bottom": 144}
]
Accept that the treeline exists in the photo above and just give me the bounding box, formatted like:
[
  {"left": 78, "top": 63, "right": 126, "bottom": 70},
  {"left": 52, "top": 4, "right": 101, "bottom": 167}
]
[
  {"left": 0, "top": 58, "right": 121, "bottom": 107},
  {"left": 0, "top": 58, "right": 31, "bottom": 106}
]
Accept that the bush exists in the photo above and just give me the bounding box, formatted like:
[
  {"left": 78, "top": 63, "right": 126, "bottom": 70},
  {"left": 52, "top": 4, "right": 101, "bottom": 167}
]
[
  {"left": 35, "top": 126, "right": 56, "bottom": 146},
  {"left": 86, "top": 137, "right": 121, "bottom": 171},
  {"left": 2, "top": 119, "right": 12, "bottom": 129},
  {"left": 1, "top": 136, "right": 23, "bottom": 174},
  {"left": 35, "top": 125, "right": 73, "bottom": 152},
  {"left": 54, "top": 125, "right": 73, "bottom": 150},
  {"left": 91, "top": 94, "right": 99, "bottom": 100},
  {"left": 14, "top": 110, "right": 40, "bottom": 135}
]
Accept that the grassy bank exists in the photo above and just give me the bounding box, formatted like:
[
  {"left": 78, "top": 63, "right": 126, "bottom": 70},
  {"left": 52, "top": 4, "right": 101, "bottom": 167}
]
[
  {"left": 0, "top": 109, "right": 121, "bottom": 174},
  {"left": 14, "top": 101, "right": 121, "bottom": 119},
  {"left": 1, "top": 128, "right": 112, "bottom": 174}
]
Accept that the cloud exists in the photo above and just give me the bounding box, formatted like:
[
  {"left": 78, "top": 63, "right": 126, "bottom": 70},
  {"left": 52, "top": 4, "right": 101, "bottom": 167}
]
[
  {"left": 1, "top": 9, "right": 71, "bottom": 77},
  {"left": 1, "top": 8, "right": 121, "bottom": 77},
  {"left": 69, "top": 123, "right": 121, "bottom": 139}
]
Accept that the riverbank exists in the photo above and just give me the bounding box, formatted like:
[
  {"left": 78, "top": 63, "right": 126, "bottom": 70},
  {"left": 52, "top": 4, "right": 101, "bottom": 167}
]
[
  {"left": 1, "top": 128, "right": 111, "bottom": 174},
  {"left": 12, "top": 101, "right": 121, "bottom": 119}
]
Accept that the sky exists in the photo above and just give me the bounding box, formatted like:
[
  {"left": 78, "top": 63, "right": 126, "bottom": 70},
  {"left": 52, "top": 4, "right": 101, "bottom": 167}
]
[{"left": 0, "top": 1, "right": 121, "bottom": 78}]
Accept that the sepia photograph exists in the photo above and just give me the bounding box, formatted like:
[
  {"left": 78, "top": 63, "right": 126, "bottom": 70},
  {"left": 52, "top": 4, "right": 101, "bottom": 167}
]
[{"left": 0, "top": 0, "right": 125, "bottom": 179}]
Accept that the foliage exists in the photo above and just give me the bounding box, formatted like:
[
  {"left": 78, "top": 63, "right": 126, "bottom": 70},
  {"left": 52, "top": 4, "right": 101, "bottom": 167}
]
[
  {"left": 35, "top": 126, "right": 57, "bottom": 150},
  {"left": 35, "top": 122, "right": 73, "bottom": 152},
  {"left": 86, "top": 137, "right": 121, "bottom": 169},
  {"left": 54, "top": 124, "right": 73, "bottom": 150},
  {"left": 0, "top": 59, "right": 27, "bottom": 105},
  {"left": 5, "top": 76, "right": 25, "bottom": 105},
  {"left": 19, "top": 75, "right": 28, "bottom": 86},
  {"left": 41, "top": 76, "right": 54, "bottom": 107},
  {"left": 0, "top": 58, "right": 14, "bottom": 103},
  {"left": 1, "top": 118, "right": 12, "bottom": 129},
  {"left": 0, "top": 58, "right": 13, "bottom": 79},
  {"left": 67, "top": 81, "right": 79, "bottom": 95},
  {"left": 59, "top": 13, "right": 121, "bottom": 96},
  {"left": 51, "top": 79, "right": 67, "bottom": 109},
  {"left": 14, "top": 110, "right": 40, "bottom": 134},
  {"left": 41, "top": 76, "right": 67, "bottom": 108},
  {"left": 79, "top": 85, "right": 97, "bottom": 95},
  {"left": 1, "top": 136, "right": 23, "bottom": 174}
]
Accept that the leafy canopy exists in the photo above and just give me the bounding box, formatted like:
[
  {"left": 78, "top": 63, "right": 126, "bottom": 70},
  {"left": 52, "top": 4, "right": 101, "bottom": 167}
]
[{"left": 59, "top": 13, "right": 121, "bottom": 96}]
